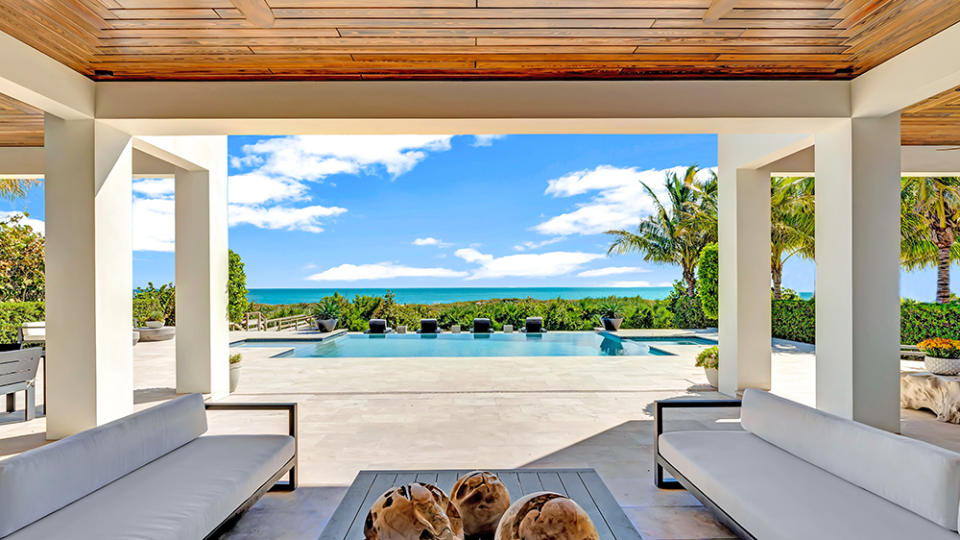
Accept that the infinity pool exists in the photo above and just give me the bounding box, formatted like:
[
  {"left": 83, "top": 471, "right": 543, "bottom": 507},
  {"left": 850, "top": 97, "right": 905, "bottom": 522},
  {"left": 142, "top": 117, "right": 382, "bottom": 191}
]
[{"left": 235, "top": 332, "right": 676, "bottom": 358}]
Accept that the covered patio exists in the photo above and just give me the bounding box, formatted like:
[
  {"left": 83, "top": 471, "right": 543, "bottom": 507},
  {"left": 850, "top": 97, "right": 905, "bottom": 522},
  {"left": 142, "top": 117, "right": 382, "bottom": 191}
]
[{"left": 2, "top": 2, "right": 960, "bottom": 539}]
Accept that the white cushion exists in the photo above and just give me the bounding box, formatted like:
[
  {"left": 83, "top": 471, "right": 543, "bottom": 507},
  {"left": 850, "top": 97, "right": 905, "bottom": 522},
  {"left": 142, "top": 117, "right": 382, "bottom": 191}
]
[
  {"left": 741, "top": 389, "right": 960, "bottom": 530},
  {"left": 7, "top": 434, "right": 294, "bottom": 540},
  {"left": 660, "top": 430, "right": 958, "bottom": 540},
  {"left": 0, "top": 394, "right": 207, "bottom": 537}
]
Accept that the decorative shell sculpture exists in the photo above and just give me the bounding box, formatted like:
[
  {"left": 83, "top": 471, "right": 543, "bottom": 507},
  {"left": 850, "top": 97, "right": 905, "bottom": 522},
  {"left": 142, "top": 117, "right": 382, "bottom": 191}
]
[
  {"left": 495, "top": 492, "right": 599, "bottom": 540},
  {"left": 451, "top": 471, "right": 512, "bottom": 538},
  {"left": 364, "top": 482, "right": 464, "bottom": 540}
]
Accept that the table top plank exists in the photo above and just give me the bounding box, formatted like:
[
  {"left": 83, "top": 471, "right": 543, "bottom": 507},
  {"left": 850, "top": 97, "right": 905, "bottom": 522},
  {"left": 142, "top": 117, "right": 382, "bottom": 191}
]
[
  {"left": 320, "top": 471, "right": 378, "bottom": 540},
  {"left": 341, "top": 472, "right": 398, "bottom": 540},
  {"left": 557, "top": 470, "right": 617, "bottom": 540},
  {"left": 321, "top": 469, "right": 641, "bottom": 540},
  {"left": 580, "top": 471, "right": 641, "bottom": 540}
]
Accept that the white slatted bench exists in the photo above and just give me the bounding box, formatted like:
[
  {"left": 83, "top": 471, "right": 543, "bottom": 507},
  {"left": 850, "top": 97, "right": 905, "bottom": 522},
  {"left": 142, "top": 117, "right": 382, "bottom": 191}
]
[{"left": 1, "top": 348, "right": 42, "bottom": 421}]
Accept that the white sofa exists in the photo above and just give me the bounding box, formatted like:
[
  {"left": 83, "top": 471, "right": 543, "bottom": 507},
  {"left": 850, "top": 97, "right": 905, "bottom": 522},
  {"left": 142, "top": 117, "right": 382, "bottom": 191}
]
[
  {"left": 655, "top": 389, "right": 960, "bottom": 540},
  {"left": 0, "top": 394, "right": 297, "bottom": 539}
]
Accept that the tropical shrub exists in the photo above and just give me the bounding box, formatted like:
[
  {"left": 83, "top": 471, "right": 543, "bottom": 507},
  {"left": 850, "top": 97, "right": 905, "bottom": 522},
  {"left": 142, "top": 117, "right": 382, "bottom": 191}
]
[
  {"left": 696, "top": 346, "right": 719, "bottom": 369},
  {"left": 918, "top": 338, "right": 960, "bottom": 359},
  {"left": 901, "top": 301, "right": 960, "bottom": 343},
  {"left": 665, "top": 281, "right": 716, "bottom": 329},
  {"left": 772, "top": 299, "right": 816, "bottom": 344},
  {"left": 0, "top": 301, "right": 44, "bottom": 343},
  {"left": 312, "top": 297, "right": 342, "bottom": 320},
  {"left": 133, "top": 283, "right": 175, "bottom": 326},
  {"left": 228, "top": 250, "right": 249, "bottom": 324},
  {"left": 697, "top": 242, "right": 719, "bottom": 319},
  {"left": 229, "top": 352, "right": 242, "bottom": 364},
  {"left": 0, "top": 216, "right": 44, "bottom": 302}
]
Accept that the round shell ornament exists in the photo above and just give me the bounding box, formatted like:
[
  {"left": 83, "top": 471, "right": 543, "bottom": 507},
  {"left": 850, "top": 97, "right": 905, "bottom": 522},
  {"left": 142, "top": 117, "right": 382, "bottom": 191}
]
[
  {"left": 494, "top": 492, "right": 599, "bottom": 540},
  {"left": 451, "top": 471, "right": 512, "bottom": 537},
  {"left": 364, "top": 482, "right": 465, "bottom": 540}
]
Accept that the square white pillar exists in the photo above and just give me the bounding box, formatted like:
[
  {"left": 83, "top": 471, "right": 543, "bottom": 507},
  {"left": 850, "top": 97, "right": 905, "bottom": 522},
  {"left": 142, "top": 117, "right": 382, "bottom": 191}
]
[
  {"left": 175, "top": 165, "right": 229, "bottom": 396},
  {"left": 718, "top": 138, "right": 772, "bottom": 396},
  {"left": 44, "top": 115, "right": 133, "bottom": 439},
  {"left": 814, "top": 114, "right": 901, "bottom": 432}
]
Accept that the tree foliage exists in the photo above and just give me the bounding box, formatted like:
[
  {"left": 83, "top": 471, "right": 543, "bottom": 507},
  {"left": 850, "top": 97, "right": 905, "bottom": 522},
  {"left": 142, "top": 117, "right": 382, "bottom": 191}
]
[
  {"left": 697, "top": 242, "right": 719, "bottom": 319},
  {"left": 228, "top": 249, "right": 249, "bottom": 324},
  {"left": 0, "top": 216, "right": 45, "bottom": 302},
  {"left": 770, "top": 177, "right": 815, "bottom": 299},
  {"left": 606, "top": 166, "right": 717, "bottom": 296},
  {"left": 133, "top": 283, "right": 176, "bottom": 326},
  {"left": 901, "top": 177, "right": 960, "bottom": 303}
]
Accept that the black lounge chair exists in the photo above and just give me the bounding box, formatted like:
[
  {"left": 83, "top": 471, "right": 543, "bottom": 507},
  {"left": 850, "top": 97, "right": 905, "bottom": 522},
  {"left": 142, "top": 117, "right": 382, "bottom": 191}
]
[
  {"left": 364, "top": 319, "right": 392, "bottom": 334},
  {"left": 418, "top": 318, "right": 440, "bottom": 334},
  {"left": 472, "top": 318, "right": 493, "bottom": 333},
  {"left": 523, "top": 317, "right": 545, "bottom": 333}
]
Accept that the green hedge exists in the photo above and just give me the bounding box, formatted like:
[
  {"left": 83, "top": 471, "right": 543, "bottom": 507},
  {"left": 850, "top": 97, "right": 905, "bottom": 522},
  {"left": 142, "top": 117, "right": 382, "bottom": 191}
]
[
  {"left": 772, "top": 299, "right": 816, "bottom": 344},
  {"left": 902, "top": 301, "right": 960, "bottom": 344},
  {"left": 0, "top": 301, "right": 44, "bottom": 343}
]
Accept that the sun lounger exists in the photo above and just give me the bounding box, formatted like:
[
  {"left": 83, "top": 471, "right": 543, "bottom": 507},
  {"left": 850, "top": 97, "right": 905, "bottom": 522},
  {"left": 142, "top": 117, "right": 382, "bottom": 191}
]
[
  {"left": 523, "top": 317, "right": 545, "bottom": 333},
  {"left": 418, "top": 319, "right": 440, "bottom": 334},
  {"left": 472, "top": 318, "right": 493, "bottom": 333},
  {"left": 364, "top": 319, "right": 392, "bottom": 334}
]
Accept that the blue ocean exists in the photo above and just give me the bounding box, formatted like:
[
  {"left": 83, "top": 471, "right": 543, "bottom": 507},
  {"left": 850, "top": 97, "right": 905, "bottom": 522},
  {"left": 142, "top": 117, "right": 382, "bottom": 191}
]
[{"left": 247, "top": 287, "right": 677, "bottom": 305}]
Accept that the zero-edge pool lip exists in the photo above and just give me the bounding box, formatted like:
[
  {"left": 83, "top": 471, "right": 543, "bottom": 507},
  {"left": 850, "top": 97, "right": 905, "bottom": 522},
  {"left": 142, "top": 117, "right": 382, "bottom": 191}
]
[{"left": 229, "top": 331, "right": 718, "bottom": 359}]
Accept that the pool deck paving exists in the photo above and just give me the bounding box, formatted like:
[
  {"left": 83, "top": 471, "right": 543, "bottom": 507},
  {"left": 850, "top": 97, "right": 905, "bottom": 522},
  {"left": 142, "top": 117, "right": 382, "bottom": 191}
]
[{"left": 0, "top": 329, "right": 953, "bottom": 540}]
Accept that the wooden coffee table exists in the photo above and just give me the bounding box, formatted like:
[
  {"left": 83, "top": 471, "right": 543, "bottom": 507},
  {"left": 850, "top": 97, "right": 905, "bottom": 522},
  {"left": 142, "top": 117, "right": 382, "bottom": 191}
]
[{"left": 318, "top": 468, "right": 643, "bottom": 540}]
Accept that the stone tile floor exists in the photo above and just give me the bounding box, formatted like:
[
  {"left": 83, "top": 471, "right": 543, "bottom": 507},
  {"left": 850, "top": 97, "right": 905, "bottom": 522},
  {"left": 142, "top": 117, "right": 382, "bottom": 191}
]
[{"left": 0, "top": 330, "right": 952, "bottom": 540}]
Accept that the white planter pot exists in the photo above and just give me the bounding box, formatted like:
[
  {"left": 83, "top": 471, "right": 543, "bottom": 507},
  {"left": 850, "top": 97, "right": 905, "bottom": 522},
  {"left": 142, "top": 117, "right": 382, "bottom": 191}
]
[
  {"left": 925, "top": 355, "right": 960, "bottom": 376},
  {"left": 145, "top": 321, "right": 164, "bottom": 329},
  {"left": 230, "top": 363, "right": 241, "bottom": 393},
  {"left": 704, "top": 367, "right": 719, "bottom": 388}
]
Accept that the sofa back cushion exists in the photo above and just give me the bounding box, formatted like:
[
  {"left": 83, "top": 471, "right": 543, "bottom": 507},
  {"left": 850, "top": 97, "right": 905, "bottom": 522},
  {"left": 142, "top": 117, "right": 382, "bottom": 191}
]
[
  {"left": 741, "top": 388, "right": 960, "bottom": 531},
  {"left": 0, "top": 393, "right": 207, "bottom": 536}
]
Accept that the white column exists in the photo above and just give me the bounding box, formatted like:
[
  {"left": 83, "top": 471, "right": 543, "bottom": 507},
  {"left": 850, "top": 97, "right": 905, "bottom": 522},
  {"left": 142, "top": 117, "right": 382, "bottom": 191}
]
[
  {"left": 718, "top": 136, "right": 773, "bottom": 396},
  {"left": 814, "top": 114, "right": 901, "bottom": 432},
  {"left": 44, "top": 114, "right": 133, "bottom": 439},
  {"left": 175, "top": 159, "right": 229, "bottom": 396}
]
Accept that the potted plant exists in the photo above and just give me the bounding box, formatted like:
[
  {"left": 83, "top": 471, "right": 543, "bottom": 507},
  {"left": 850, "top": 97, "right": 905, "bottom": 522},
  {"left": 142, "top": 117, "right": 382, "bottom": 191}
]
[
  {"left": 696, "top": 346, "right": 719, "bottom": 387},
  {"left": 599, "top": 302, "right": 623, "bottom": 331},
  {"left": 145, "top": 302, "right": 165, "bottom": 329},
  {"left": 229, "top": 353, "right": 242, "bottom": 392},
  {"left": 312, "top": 298, "right": 341, "bottom": 332},
  {"left": 918, "top": 338, "right": 960, "bottom": 375}
]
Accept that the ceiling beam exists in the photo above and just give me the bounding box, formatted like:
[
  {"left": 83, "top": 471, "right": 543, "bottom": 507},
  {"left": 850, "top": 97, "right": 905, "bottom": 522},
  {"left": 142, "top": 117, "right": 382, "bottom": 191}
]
[
  {"left": 230, "top": 0, "right": 274, "bottom": 28},
  {"left": 703, "top": 0, "right": 739, "bottom": 23},
  {"left": 0, "top": 32, "right": 94, "bottom": 120}
]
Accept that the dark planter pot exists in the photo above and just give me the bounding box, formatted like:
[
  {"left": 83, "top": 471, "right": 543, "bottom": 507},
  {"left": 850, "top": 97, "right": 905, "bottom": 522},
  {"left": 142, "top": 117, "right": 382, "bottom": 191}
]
[
  {"left": 601, "top": 317, "right": 623, "bottom": 331},
  {"left": 317, "top": 318, "right": 338, "bottom": 332}
]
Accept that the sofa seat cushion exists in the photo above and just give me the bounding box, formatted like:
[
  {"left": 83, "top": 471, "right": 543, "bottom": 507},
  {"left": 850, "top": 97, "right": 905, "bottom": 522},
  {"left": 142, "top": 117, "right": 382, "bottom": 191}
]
[
  {"left": 7, "top": 434, "right": 294, "bottom": 540},
  {"left": 659, "top": 430, "right": 958, "bottom": 540}
]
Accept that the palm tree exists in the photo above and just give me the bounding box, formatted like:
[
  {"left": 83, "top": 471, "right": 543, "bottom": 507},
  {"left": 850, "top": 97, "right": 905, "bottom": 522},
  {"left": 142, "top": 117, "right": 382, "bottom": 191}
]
[
  {"left": 0, "top": 178, "right": 40, "bottom": 200},
  {"left": 901, "top": 177, "right": 960, "bottom": 303},
  {"left": 770, "top": 177, "right": 815, "bottom": 299},
  {"left": 606, "top": 166, "right": 717, "bottom": 297}
]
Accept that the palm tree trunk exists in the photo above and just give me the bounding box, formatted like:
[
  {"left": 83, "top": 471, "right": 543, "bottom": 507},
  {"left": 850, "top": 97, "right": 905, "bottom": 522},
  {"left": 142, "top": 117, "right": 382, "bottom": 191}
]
[
  {"left": 772, "top": 264, "right": 783, "bottom": 300},
  {"left": 937, "top": 245, "right": 952, "bottom": 304},
  {"left": 683, "top": 267, "right": 697, "bottom": 297}
]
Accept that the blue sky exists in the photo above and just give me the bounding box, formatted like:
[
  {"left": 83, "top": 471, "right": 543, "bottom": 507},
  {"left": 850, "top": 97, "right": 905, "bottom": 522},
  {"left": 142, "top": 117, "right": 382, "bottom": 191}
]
[{"left": 1, "top": 134, "right": 956, "bottom": 301}]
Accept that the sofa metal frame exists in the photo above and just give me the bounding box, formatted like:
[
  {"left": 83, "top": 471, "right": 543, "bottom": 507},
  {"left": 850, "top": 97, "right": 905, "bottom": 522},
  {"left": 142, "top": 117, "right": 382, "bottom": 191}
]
[
  {"left": 653, "top": 398, "right": 756, "bottom": 540},
  {"left": 203, "top": 402, "right": 298, "bottom": 540}
]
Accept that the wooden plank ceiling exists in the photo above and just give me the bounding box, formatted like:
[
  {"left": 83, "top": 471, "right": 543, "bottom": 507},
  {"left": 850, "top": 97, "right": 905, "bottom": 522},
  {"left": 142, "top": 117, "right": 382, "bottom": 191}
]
[
  {"left": 902, "top": 86, "right": 960, "bottom": 147},
  {"left": 0, "top": 94, "right": 43, "bottom": 147},
  {"left": 0, "top": 0, "right": 959, "bottom": 81}
]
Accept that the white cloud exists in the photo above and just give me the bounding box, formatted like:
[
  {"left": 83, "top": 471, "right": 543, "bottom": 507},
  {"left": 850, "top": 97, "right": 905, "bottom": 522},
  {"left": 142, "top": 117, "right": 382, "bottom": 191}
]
[
  {"left": 413, "top": 237, "right": 452, "bottom": 248},
  {"left": 307, "top": 262, "right": 467, "bottom": 281},
  {"left": 578, "top": 266, "right": 649, "bottom": 277},
  {"left": 132, "top": 178, "right": 175, "bottom": 197},
  {"left": 235, "top": 135, "right": 454, "bottom": 180},
  {"left": 535, "top": 165, "right": 715, "bottom": 236},
  {"left": 229, "top": 171, "right": 309, "bottom": 205},
  {"left": 472, "top": 135, "right": 505, "bottom": 147},
  {"left": 513, "top": 237, "right": 564, "bottom": 251},
  {"left": 0, "top": 212, "right": 45, "bottom": 235},
  {"left": 454, "top": 248, "right": 604, "bottom": 280},
  {"left": 132, "top": 197, "right": 175, "bottom": 252},
  {"left": 229, "top": 204, "right": 347, "bottom": 234},
  {"left": 608, "top": 280, "right": 672, "bottom": 288}
]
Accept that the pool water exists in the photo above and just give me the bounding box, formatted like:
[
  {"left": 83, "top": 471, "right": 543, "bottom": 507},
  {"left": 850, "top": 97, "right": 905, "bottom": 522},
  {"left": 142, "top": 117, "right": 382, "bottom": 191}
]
[
  {"left": 236, "top": 332, "right": 675, "bottom": 358},
  {"left": 623, "top": 336, "right": 717, "bottom": 346}
]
